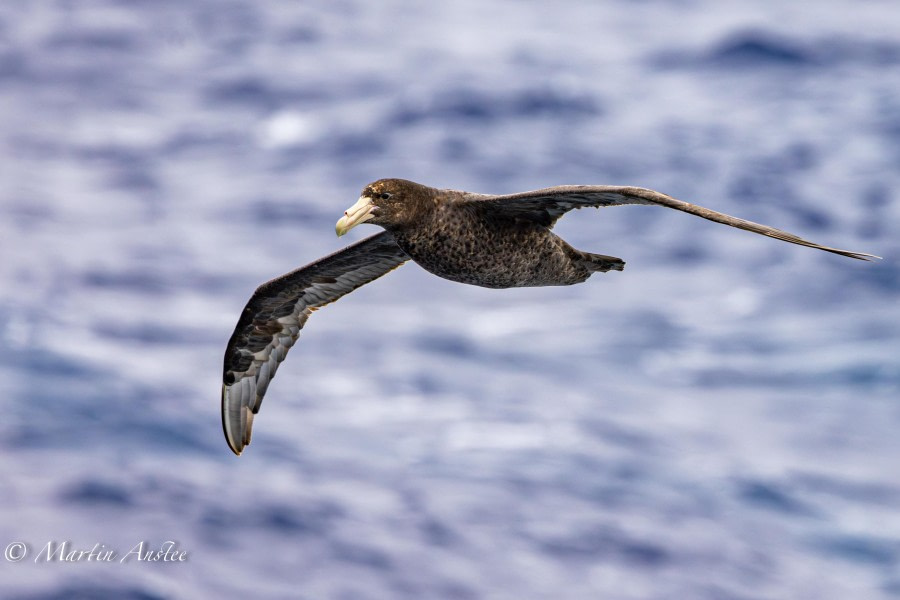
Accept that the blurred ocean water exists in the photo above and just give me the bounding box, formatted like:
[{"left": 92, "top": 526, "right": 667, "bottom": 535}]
[{"left": 1, "top": 1, "right": 898, "bottom": 598}]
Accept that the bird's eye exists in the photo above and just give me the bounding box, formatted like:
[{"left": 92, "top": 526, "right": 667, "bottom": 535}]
[{"left": 379, "top": 192, "right": 392, "bottom": 200}]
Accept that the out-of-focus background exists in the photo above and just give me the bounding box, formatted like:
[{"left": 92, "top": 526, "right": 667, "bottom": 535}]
[{"left": 1, "top": 1, "right": 898, "bottom": 598}]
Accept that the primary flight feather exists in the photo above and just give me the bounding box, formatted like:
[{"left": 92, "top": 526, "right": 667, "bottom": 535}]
[{"left": 222, "top": 178, "right": 878, "bottom": 455}]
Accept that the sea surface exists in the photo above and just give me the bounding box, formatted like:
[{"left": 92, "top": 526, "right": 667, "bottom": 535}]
[{"left": 1, "top": 1, "right": 899, "bottom": 598}]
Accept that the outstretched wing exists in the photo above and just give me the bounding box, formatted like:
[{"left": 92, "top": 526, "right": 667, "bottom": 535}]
[
  {"left": 222, "top": 231, "right": 409, "bottom": 455},
  {"left": 470, "top": 185, "right": 879, "bottom": 261}
]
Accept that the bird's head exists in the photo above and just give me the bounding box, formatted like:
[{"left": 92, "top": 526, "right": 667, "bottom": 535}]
[{"left": 336, "top": 178, "right": 432, "bottom": 236}]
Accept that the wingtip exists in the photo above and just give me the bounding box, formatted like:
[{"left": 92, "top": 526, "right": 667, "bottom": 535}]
[
  {"left": 835, "top": 249, "right": 882, "bottom": 262},
  {"left": 223, "top": 431, "right": 245, "bottom": 457},
  {"left": 221, "top": 383, "right": 247, "bottom": 457}
]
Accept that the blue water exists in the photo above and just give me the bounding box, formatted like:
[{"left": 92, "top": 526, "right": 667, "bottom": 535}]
[{"left": 1, "top": 1, "right": 899, "bottom": 598}]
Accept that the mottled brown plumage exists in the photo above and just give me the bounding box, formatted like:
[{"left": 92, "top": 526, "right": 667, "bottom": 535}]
[
  {"left": 222, "top": 178, "right": 878, "bottom": 455},
  {"left": 367, "top": 180, "right": 624, "bottom": 288}
]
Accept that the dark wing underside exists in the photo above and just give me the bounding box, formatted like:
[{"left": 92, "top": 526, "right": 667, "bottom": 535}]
[
  {"left": 468, "top": 185, "right": 879, "bottom": 261},
  {"left": 222, "top": 231, "right": 409, "bottom": 455}
]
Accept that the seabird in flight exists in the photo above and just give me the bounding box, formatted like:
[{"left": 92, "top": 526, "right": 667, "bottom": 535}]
[{"left": 222, "top": 178, "right": 878, "bottom": 455}]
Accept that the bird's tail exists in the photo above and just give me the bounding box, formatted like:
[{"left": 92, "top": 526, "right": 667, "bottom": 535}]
[{"left": 580, "top": 251, "right": 625, "bottom": 272}]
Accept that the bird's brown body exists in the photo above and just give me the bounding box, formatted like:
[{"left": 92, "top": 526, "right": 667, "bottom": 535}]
[{"left": 390, "top": 197, "right": 622, "bottom": 288}]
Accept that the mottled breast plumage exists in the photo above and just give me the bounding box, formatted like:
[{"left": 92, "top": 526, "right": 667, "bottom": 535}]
[{"left": 389, "top": 203, "right": 596, "bottom": 288}]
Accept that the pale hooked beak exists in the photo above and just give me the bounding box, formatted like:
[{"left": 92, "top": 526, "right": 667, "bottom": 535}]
[{"left": 335, "top": 196, "right": 375, "bottom": 236}]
